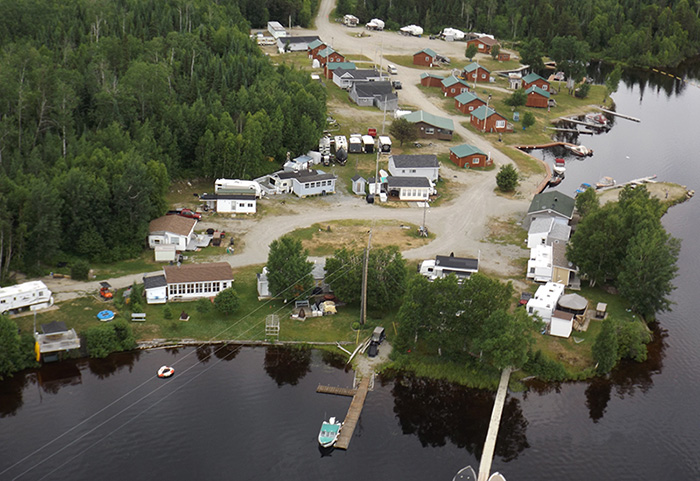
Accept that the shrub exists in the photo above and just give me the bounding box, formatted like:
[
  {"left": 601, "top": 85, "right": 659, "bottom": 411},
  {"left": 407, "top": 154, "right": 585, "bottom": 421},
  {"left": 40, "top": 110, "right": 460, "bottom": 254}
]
[
  {"left": 84, "top": 320, "right": 136, "bottom": 358},
  {"left": 71, "top": 259, "right": 90, "bottom": 281},
  {"left": 163, "top": 305, "right": 173, "bottom": 320},
  {"left": 496, "top": 164, "right": 519, "bottom": 192},
  {"left": 524, "top": 350, "right": 568, "bottom": 381},
  {"left": 505, "top": 89, "right": 527, "bottom": 107},
  {"left": 214, "top": 288, "right": 240, "bottom": 315}
]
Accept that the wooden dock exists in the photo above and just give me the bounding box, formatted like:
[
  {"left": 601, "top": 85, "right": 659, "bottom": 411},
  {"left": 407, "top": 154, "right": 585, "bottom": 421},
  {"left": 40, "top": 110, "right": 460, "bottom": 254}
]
[
  {"left": 334, "top": 376, "right": 371, "bottom": 450},
  {"left": 595, "top": 106, "right": 641, "bottom": 122},
  {"left": 316, "top": 384, "right": 357, "bottom": 397},
  {"left": 477, "top": 368, "right": 512, "bottom": 481}
]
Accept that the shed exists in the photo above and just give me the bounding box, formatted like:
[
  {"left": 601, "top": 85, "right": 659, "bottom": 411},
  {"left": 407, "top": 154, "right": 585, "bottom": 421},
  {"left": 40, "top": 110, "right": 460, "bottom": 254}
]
[
  {"left": 155, "top": 244, "right": 177, "bottom": 262},
  {"left": 413, "top": 48, "right": 437, "bottom": 67},
  {"left": 550, "top": 309, "right": 574, "bottom": 338},
  {"left": 351, "top": 175, "right": 367, "bottom": 195},
  {"left": 144, "top": 274, "right": 168, "bottom": 304},
  {"left": 596, "top": 302, "right": 608, "bottom": 319}
]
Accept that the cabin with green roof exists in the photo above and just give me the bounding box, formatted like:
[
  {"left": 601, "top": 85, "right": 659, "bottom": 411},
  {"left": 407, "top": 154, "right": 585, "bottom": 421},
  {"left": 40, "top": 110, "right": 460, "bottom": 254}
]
[
  {"left": 449, "top": 144, "right": 491, "bottom": 168},
  {"left": 420, "top": 72, "right": 445, "bottom": 88},
  {"left": 522, "top": 72, "right": 550, "bottom": 91},
  {"left": 526, "top": 190, "right": 575, "bottom": 228},
  {"left": 462, "top": 62, "right": 491, "bottom": 83},
  {"left": 525, "top": 85, "right": 551, "bottom": 108},
  {"left": 403, "top": 110, "right": 454, "bottom": 140},
  {"left": 441, "top": 75, "right": 471, "bottom": 97},
  {"left": 469, "top": 105, "right": 511, "bottom": 133},
  {"left": 413, "top": 48, "right": 438, "bottom": 67},
  {"left": 454, "top": 90, "right": 486, "bottom": 114}
]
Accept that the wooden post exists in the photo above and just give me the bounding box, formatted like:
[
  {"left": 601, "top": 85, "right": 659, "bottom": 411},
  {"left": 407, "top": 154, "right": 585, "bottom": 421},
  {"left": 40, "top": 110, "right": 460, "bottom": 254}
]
[{"left": 360, "top": 230, "right": 372, "bottom": 325}]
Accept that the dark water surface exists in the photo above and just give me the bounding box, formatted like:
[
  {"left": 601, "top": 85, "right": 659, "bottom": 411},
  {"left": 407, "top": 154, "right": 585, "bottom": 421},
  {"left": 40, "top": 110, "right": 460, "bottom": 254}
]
[{"left": 3, "top": 65, "right": 700, "bottom": 480}]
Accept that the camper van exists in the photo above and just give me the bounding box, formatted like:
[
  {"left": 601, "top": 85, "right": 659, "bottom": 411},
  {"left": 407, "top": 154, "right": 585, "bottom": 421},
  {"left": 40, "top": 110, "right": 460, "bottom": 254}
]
[
  {"left": 215, "top": 179, "right": 264, "bottom": 198},
  {"left": 0, "top": 281, "right": 54, "bottom": 315}
]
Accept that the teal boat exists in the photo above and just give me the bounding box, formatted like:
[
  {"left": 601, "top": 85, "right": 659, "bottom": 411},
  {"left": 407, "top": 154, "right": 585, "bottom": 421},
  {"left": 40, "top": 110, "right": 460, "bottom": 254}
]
[{"left": 318, "top": 417, "right": 342, "bottom": 448}]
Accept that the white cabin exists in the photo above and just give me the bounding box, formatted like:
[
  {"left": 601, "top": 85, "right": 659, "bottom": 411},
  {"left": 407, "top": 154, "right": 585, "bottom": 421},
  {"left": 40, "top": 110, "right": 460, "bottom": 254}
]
[{"left": 0, "top": 281, "right": 54, "bottom": 314}]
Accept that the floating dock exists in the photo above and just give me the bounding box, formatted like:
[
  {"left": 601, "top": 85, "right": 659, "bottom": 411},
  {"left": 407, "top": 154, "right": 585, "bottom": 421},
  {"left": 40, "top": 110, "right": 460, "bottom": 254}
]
[
  {"left": 477, "top": 368, "right": 512, "bottom": 481},
  {"left": 595, "top": 106, "right": 641, "bottom": 122},
  {"left": 316, "top": 385, "right": 356, "bottom": 397}
]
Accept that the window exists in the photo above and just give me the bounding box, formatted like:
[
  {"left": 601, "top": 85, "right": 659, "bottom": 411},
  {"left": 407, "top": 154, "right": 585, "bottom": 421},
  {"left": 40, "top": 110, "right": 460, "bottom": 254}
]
[
  {"left": 481, "top": 74, "right": 487, "bottom": 79},
  {"left": 154, "top": 239, "right": 161, "bottom": 244},
  {"left": 472, "top": 158, "right": 479, "bottom": 164},
  {"left": 451, "top": 88, "right": 455, "bottom": 93},
  {"left": 468, "top": 106, "right": 474, "bottom": 111},
  {"left": 542, "top": 85, "right": 548, "bottom": 90},
  {"left": 425, "top": 56, "right": 430, "bottom": 62},
  {"left": 196, "top": 283, "right": 203, "bottom": 293},
  {"left": 529, "top": 268, "right": 535, "bottom": 273},
  {"left": 248, "top": 203, "right": 253, "bottom": 207},
  {"left": 478, "top": 44, "right": 484, "bottom": 49},
  {"left": 425, "top": 127, "right": 434, "bottom": 135},
  {"left": 204, "top": 282, "right": 211, "bottom": 293},
  {"left": 496, "top": 120, "right": 505, "bottom": 128}
]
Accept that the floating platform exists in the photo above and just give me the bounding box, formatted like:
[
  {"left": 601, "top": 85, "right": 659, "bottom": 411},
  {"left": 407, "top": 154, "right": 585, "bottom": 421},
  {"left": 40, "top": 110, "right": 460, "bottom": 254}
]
[{"left": 316, "top": 385, "right": 357, "bottom": 397}]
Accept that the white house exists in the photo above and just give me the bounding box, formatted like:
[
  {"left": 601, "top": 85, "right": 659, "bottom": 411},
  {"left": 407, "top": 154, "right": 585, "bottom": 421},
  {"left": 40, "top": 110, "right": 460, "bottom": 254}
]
[
  {"left": 527, "top": 244, "right": 553, "bottom": 282},
  {"left": 527, "top": 217, "right": 571, "bottom": 249},
  {"left": 148, "top": 215, "right": 197, "bottom": 251},
  {"left": 526, "top": 282, "right": 565, "bottom": 323},
  {"left": 267, "top": 21, "right": 287, "bottom": 39},
  {"left": 526, "top": 190, "right": 575, "bottom": 228},
  {"left": 200, "top": 193, "right": 257, "bottom": 214},
  {"left": 163, "top": 262, "right": 234, "bottom": 302},
  {"left": 385, "top": 176, "right": 432, "bottom": 201},
  {"left": 550, "top": 310, "right": 574, "bottom": 338},
  {"left": 0, "top": 281, "right": 54, "bottom": 314},
  {"left": 284, "top": 154, "right": 314, "bottom": 172},
  {"left": 419, "top": 255, "right": 479, "bottom": 281},
  {"left": 388, "top": 154, "right": 440, "bottom": 182},
  {"left": 332, "top": 68, "right": 383, "bottom": 89},
  {"left": 291, "top": 171, "right": 337, "bottom": 198},
  {"left": 144, "top": 274, "right": 168, "bottom": 304}
]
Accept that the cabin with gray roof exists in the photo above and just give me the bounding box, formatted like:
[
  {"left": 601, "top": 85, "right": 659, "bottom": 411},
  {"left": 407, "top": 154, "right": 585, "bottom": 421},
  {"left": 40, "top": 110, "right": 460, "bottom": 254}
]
[
  {"left": 526, "top": 190, "right": 575, "bottom": 227},
  {"left": 291, "top": 170, "right": 337, "bottom": 198},
  {"left": 349, "top": 81, "right": 398, "bottom": 111},
  {"left": 388, "top": 154, "right": 439, "bottom": 182},
  {"left": 333, "top": 68, "right": 383, "bottom": 89}
]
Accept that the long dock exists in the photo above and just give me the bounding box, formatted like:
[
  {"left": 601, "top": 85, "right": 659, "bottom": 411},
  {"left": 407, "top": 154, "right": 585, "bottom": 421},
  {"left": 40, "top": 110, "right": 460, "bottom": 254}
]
[
  {"left": 334, "top": 376, "right": 371, "bottom": 450},
  {"left": 477, "top": 368, "right": 512, "bottom": 481},
  {"left": 595, "top": 106, "right": 641, "bottom": 122}
]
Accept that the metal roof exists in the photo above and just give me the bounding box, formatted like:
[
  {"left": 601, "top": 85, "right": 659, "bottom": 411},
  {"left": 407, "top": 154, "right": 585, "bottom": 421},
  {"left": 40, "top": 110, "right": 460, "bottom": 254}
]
[
  {"left": 414, "top": 48, "right": 437, "bottom": 58},
  {"left": 403, "top": 110, "right": 454, "bottom": 131},
  {"left": 526, "top": 85, "right": 551, "bottom": 98},
  {"left": 528, "top": 191, "right": 576, "bottom": 218},
  {"left": 470, "top": 105, "right": 503, "bottom": 121},
  {"left": 386, "top": 176, "right": 431, "bottom": 188},
  {"left": 450, "top": 144, "right": 486, "bottom": 158},
  {"left": 390, "top": 154, "right": 439, "bottom": 168},
  {"left": 454, "top": 91, "right": 483, "bottom": 104},
  {"left": 435, "top": 255, "right": 479, "bottom": 271}
]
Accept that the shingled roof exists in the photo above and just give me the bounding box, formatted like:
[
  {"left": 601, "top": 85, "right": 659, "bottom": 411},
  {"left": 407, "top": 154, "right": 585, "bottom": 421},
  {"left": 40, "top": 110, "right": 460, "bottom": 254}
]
[
  {"left": 149, "top": 215, "right": 197, "bottom": 236},
  {"left": 164, "top": 262, "right": 234, "bottom": 284}
]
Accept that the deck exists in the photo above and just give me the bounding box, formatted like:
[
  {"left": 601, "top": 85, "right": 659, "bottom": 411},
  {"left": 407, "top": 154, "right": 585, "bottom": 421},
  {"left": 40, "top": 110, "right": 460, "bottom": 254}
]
[{"left": 334, "top": 376, "right": 371, "bottom": 450}]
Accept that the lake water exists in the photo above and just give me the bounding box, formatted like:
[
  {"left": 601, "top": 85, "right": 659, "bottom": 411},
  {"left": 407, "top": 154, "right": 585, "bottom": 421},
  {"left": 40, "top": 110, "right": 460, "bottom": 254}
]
[{"left": 2, "top": 65, "right": 700, "bottom": 480}]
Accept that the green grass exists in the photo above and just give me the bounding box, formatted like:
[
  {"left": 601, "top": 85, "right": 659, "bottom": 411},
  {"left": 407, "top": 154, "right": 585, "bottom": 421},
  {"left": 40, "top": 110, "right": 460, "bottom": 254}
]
[
  {"left": 90, "top": 252, "right": 162, "bottom": 280},
  {"left": 19, "top": 264, "right": 363, "bottom": 344},
  {"left": 383, "top": 55, "right": 422, "bottom": 69},
  {"left": 386, "top": 351, "right": 502, "bottom": 389}
]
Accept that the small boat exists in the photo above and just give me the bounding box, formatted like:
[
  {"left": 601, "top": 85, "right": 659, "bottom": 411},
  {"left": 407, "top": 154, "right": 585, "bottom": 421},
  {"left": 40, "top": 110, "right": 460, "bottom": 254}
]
[
  {"left": 96, "top": 310, "right": 115, "bottom": 322},
  {"left": 585, "top": 112, "right": 608, "bottom": 127},
  {"left": 318, "top": 417, "right": 342, "bottom": 448},
  {"left": 575, "top": 182, "right": 592, "bottom": 194},
  {"left": 157, "top": 366, "right": 174, "bottom": 378},
  {"left": 452, "top": 465, "right": 477, "bottom": 481},
  {"left": 548, "top": 175, "right": 563, "bottom": 187},
  {"left": 488, "top": 473, "right": 507, "bottom": 481},
  {"left": 565, "top": 144, "right": 593, "bottom": 157},
  {"left": 596, "top": 176, "right": 616, "bottom": 189},
  {"left": 552, "top": 164, "right": 566, "bottom": 176}
]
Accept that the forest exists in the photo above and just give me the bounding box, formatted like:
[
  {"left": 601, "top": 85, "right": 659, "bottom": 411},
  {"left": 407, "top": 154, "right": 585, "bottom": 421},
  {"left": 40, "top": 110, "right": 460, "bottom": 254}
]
[
  {"left": 0, "top": 0, "right": 326, "bottom": 279},
  {"left": 336, "top": 0, "right": 700, "bottom": 68}
]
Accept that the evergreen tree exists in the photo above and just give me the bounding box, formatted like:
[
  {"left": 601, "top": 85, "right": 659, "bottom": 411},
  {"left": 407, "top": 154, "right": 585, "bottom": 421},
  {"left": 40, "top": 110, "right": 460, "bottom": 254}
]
[{"left": 266, "top": 236, "right": 313, "bottom": 299}]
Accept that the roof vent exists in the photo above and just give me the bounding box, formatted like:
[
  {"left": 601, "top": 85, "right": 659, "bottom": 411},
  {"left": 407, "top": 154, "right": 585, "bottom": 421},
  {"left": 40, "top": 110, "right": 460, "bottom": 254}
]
[{"left": 554, "top": 197, "right": 558, "bottom": 202}]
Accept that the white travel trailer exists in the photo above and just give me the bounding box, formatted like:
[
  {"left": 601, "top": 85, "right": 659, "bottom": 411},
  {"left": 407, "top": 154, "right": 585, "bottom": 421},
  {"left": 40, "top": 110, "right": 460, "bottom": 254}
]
[
  {"left": 0, "top": 281, "right": 54, "bottom": 314},
  {"left": 366, "top": 18, "right": 385, "bottom": 30},
  {"left": 441, "top": 28, "right": 465, "bottom": 41},
  {"left": 214, "top": 179, "right": 264, "bottom": 198},
  {"left": 400, "top": 25, "right": 424, "bottom": 36},
  {"left": 333, "top": 135, "right": 348, "bottom": 153}
]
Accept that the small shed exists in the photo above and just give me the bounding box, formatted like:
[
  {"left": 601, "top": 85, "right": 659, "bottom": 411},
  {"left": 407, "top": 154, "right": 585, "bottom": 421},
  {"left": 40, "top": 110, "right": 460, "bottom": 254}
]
[
  {"left": 508, "top": 73, "right": 522, "bottom": 90},
  {"left": 155, "top": 244, "right": 177, "bottom": 262},
  {"left": 596, "top": 302, "right": 608, "bottom": 319},
  {"left": 351, "top": 175, "right": 367, "bottom": 195},
  {"left": 550, "top": 309, "right": 574, "bottom": 338},
  {"left": 378, "top": 136, "right": 392, "bottom": 153}
]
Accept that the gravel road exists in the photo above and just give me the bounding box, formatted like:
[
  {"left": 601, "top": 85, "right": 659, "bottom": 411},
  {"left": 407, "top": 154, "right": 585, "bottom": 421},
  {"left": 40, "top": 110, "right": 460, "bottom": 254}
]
[{"left": 41, "top": 1, "right": 545, "bottom": 302}]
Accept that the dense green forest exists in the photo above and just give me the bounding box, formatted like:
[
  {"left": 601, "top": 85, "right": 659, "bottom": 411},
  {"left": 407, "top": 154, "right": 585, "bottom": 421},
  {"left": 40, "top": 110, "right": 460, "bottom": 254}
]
[
  {"left": 337, "top": 0, "right": 700, "bottom": 67},
  {"left": 238, "top": 0, "right": 320, "bottom": 28},
  {"left": 0, "top": 0, "right": 326, "bottom": 279}
]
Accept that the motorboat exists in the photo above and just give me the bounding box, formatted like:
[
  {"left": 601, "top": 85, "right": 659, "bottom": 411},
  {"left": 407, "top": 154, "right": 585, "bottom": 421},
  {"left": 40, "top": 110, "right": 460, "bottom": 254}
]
[
  {"left": 565, "top": 144, "right": 593, "bottom": 157},
  {"left": 157, "top": 366, "right": 174, "bottom": 378},
  {"left": 96, "top": 310, "right": 115, "bottom": 322},
  {"left": 585, "top": 112, "right": 608, "bottom": 127},
  {"left": 555, "top": 157, "right": 566, "bottom": 167},
  {"left": 548, "top": 175, "right": 563, "bottom": 187},
  {"left": 575, "top": 182, "right": 593, "bottom": 194},
  {"left": 318, "top": 417, "right": 342, "bottom": 448},
  {"left": 596, "top": 176, "right": 616, "bottom": 189},
  {"left": 452, "top": 465, "right": 477, "bottom": 481},
  {"left": 552, "top": 164, "right": 566, "bottom": 176}
]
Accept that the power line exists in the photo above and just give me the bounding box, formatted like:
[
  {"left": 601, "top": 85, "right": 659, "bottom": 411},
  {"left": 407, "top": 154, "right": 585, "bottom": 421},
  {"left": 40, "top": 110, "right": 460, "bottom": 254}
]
[{"left": 4, "top": 259, "right": 356, "bottom": 480}]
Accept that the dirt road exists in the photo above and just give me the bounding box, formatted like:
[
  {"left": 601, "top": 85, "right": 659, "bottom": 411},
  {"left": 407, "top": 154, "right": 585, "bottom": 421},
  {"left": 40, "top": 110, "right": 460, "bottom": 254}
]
[{"left": 42, "top": 2, "right": 542, "bottom": 301}]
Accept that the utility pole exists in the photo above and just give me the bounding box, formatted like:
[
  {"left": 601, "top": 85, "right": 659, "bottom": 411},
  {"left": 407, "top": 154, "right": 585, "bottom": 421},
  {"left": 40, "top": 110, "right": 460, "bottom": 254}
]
[
  {"left": 360, "top": 230, "right": 372, "bottom": 325},
  {"left": 483, "top": 94, "right": 492, "bottom": 133}
]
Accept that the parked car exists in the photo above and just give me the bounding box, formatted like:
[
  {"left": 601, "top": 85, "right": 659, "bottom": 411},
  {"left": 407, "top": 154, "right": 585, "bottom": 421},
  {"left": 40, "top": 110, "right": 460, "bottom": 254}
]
[
  {"left": 392, "top": 81, "right": 402, "bottom": 90},
  {"left": 387, "top": 64, "right": 398, "bottom": 75},
  {"left": 519, "top": 292, "right": 533, "bottom": 306},
  {"left": 178, "top": 209, "right": 202, "bottom": 220},
  {"left": 368, "top": 341, "right": 379, "bottom": 358}
]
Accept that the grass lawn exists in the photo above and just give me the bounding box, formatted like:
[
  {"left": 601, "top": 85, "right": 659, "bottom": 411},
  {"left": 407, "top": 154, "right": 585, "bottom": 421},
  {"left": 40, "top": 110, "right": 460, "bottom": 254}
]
[
  {"left": 383, "top": 55, "right": 422, "bottom": 69},
  {"left": 20, "top": 264, "right": 368, "bottom": 345}
]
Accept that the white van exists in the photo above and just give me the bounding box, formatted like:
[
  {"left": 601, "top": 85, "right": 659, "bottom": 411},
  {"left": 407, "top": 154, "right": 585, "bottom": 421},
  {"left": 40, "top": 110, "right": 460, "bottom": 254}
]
[{"left": 387, "top": 64, "right": 398, "bottom": 75}]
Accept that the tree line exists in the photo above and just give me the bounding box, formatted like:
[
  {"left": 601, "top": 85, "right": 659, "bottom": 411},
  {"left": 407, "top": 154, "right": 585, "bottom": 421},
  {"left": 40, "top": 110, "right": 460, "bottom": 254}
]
[
  {"left": 337, "top": 0, "right": 700, "bottom": 68},
  {"left": 0, "top": 0, "right": 326, "bottom": 279}
]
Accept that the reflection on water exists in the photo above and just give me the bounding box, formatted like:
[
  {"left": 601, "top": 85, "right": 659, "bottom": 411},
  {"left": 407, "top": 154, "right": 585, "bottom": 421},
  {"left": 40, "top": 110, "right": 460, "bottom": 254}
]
[
  {"left": 264, "top": 345, "right": 312, "bottom": 386},
  {"left": 388, "top": 373, "right": 529, "bottom": 462},
  {"left": 0, "top": 373, "right": 32, "bottom": 418},
  {"left": 37, "top": 362, "right": 82, "bottom": 395},
  {"left": 212, "top": 343, "right": 242, "bottom": 361},
  {"left": 196, "top": 344, "right": 213, "bottom": 363},
  {"left": 88, "top": 350, "right": 140, "bottom": 378}
]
